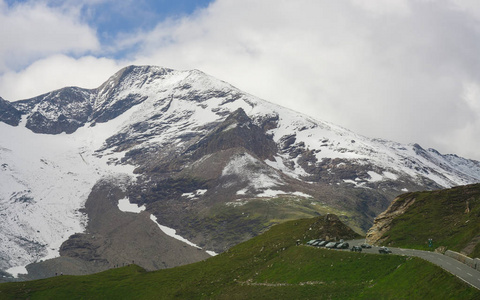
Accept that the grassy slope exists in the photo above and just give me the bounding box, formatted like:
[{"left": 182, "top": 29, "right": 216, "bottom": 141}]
[
  {"left": 378, "top": 183, "right": 480, "bottom": 256},
  {"left": 0, "top": 216, "right": 478, "bottom": 299}
]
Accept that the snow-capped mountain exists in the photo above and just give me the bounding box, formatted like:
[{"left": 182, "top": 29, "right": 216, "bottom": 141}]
[{"left": 1, "top": 65, "right": 480, "bottom": 280}]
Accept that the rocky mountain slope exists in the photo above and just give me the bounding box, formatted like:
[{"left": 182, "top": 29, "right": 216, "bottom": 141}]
[
  {"left": 366, "top": 183, "right": 480, "bottom": 257},
  {"left": 1, "top": 65, "right": 480, "bottom": 279}
]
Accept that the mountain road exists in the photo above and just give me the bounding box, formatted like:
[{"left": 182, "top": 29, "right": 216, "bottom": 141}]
[{"left": 338, "top": 239, "right": 480, "bottom": 290}]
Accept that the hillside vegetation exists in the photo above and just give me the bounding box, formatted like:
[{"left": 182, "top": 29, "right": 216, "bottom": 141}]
[
  {"left": 368, "top": 183, "right": 480, "bottom": 257},
  {"left": 0, "top": 215, "right": 479, "bottom": 299}
]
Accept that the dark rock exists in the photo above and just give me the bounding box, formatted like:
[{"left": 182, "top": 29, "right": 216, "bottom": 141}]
[
  {"left": 185, "top": 108, "right": 277, "bottom": 161},
  {"left": 59, "top": 233, "right": 105, "bottom": 263},
  {"left": 0, "top": 97, "right": 22, "bottom": 126}
]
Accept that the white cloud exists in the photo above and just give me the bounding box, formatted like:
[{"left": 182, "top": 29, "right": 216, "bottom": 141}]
[
  {"left": 0, "top": 55, "right": 122, "bottom": 100},
  {"left": 350, "top": 0, "right": 412, "bottom": 15},
  {"left": 0, "top": 0, "right": 99, "bottom": 72}
]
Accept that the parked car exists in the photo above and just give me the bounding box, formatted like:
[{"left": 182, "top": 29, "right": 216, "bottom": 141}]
[
  {"left": 336, "top": 242, "right": 349, "bottom": 249},
  {"left": 351, "top": 246, "right": 362, "bottom": 252},
  {"left": 361, "top": 243, "right": 372, "bottom": 248},
  {"left": 317, "top": 240, "right": 328, "bottom": 247},
  {"left": 312, "top": 240, "right": 324, "bottom": 246},
  {"left": 307, "top": 239, "right": 322, "bottom": 246},
  {"left": 378, "top": 247, "right": 392, "bottom": 254},
  {"left": 325, "top": 242, "right": 339, "bottom": 248}
]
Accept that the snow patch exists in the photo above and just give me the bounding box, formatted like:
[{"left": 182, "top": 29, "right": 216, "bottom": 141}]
[
  {"left": 149, "top": 215, "right": 201, "bottom": 249},
  {"left": 6, "top": 265, "right": 27, "bottom": 278},
  {"left": 256, "top": 189, "right": 285, "bottom": 198},
  {"left": 265, "top": 155, "right": 308, "bottom": 179},
  {"left": 118, "top": 198, "right": 146, "bottom": 213},
  {"left": 182, "top": 189, "right": 208, "bottom": 199},
  {"left": 292, "top": 191, "right": 314, "bottom": 198},
  {"left": 223, "top": 153, "right": 283, "bottom": 193},
  {"left": 223, "top": 123, "right": 237, "bottom": 132},
  {"left": 236, "top": 189, "right": 247, "bottom": 195},
  {"left": 342, "top": 179, "right": 368, "bottom": 189},
  {"left": 383, "top": 171, "right": 399, "bottom": 180},
  {"left": 367, "top": 171, "right": 383, "bottom": 182}
]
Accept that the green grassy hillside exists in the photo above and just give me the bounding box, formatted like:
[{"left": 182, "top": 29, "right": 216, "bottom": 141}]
[
  {"left": 0, "top": 215, "right": 478, "bottom": 299},
  {"left": 373, "top": 183, "right": 480, "bottom": 257}
]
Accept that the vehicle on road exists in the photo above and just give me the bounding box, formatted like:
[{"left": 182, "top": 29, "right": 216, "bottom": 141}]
[
  {"left": 307, "top": 239, "right": 323, "bottom": 246},
  {"left": 336, "top": 242, "right": 349, "bottom": 249},
  {"left": 378, "top": 247, "right": 392, "bottom": 254},
  {"left": 351, "top": 246, "right": 362, "bottom": 252},
  {"left": 325, "top": 242, "right": 339, "bottom": 248},
  {"left": 317, "top": 240, "right": 328, "bottom": 247},
  {"left": 361, "top": 243, "right": 372, "bottom": 248}
]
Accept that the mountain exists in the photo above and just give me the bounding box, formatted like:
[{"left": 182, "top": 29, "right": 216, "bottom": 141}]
[
  {"left": 366, "top": 183, "right": 480, "bottom": 257},
  {"left": 1, "top": 215, "right": 479, "bottom": 299},
  {"left": 1, "top": 65, "right": 480, "bottom": 279}
]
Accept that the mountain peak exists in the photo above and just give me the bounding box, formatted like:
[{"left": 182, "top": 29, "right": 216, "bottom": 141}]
[{"left": 225, "top": 107, "right": 250, "bottom": 124}]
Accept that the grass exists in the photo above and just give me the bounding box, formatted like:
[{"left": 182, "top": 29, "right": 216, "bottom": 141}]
[
  {"left": 180, "top": 195, "right": 364, "bottom": 249},
  {"left": 1, "top": 216, "right": 479, "bottom": 299},
  {"left": 377, "top": 183, "right": 480, "bottom": 256}
]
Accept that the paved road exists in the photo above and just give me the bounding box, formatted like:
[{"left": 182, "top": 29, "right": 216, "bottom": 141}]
[{"left": 339, "top": 239, "right": 480, "bottom": 290}]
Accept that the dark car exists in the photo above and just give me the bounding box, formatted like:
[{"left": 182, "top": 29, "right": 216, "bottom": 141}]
[
  {"left": 336, "top": 242, "right": 349, "bottom": 249},
  {"left": 361, "top": 243, "right": 372, "bottom": 248},
  {"left": 351, "top": 246, "right": 362, "bottom": 252},
  {"left": 378, "top": 247, "right": 392, "bottom": 254}
]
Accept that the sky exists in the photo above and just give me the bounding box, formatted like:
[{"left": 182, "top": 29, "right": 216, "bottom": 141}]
[{"left": 1, "top": 0, "right": 480, "bottom": 160}]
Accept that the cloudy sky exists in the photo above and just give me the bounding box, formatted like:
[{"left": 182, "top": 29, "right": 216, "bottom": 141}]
[{"left": 1, "top": 0, "right": 480, "bottom": 160}]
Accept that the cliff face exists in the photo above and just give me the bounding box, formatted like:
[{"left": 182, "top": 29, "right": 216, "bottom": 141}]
[
  {"left": 365, "top": 194, "right": 417, "bottom": 245},
  {"left": 365, "top": 184, "right": 480, "bottom": 258}
]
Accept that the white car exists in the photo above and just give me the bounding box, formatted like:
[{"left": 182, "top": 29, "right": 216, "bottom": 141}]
[{"left": 325, "top": 242, "right": 338, "bottom": 248}]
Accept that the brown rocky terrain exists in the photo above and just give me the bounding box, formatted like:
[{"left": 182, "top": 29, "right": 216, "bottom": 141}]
[
  {"left": 365, "top": 194, "right": 417, "bottom": 245},
  {"left": 20, "top": 178, "right": 210, "bottom": 280}
]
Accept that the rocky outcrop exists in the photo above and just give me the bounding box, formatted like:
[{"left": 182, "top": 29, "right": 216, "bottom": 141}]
[
  {"left": 311, "top": 214, "right": 361, "bottom": 241},
  {"left": 15, "top": 87, "right": 93, "bottom": 134},
  {"left": 185, "top": 108, "right": 277, "bottom": 161},
  {"left": 365, "top": 194, "right": 417, "bottom": 245},
  {"left": 0, "top": 97, "right": 21, "bottom": 126}
]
